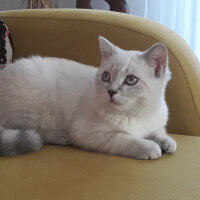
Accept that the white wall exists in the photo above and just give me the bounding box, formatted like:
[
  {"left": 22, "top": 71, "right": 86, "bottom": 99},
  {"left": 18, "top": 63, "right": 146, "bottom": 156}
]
[{"left": 0, "top": 0, "right": 27, "bottom": 11}]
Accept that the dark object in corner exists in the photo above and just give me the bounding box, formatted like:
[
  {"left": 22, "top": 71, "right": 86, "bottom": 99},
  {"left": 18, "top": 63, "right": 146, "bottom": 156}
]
[
  {"left": 0, "top": 18, "right": 13, "bottom": 70},
  {"left": 76, "top": 0, "right": 130, "bottom": 13}
]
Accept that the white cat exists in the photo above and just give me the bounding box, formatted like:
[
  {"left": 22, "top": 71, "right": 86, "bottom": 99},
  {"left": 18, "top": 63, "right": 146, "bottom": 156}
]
[{"left": 0, "top": 36, "right": 176, "bottom": 159}]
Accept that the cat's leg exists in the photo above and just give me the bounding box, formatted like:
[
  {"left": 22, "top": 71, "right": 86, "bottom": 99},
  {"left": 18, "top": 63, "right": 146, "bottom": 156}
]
[
  {"left": 71, "top": 131, "right": 161, "bottom": 160},
  {"left": 147, "top": 128, "right": 177, "bottom": 153},
  {"left": 41, "top": 130, "right": 72, "bottom": 146}
]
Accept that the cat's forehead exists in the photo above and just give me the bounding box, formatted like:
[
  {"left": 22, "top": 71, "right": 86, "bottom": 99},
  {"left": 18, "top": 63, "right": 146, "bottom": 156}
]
[{"left": 109, "top": 50, "right": 145, "bottom": 74}]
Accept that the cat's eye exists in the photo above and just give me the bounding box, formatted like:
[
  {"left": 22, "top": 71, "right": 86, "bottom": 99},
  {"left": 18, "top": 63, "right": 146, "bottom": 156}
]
[
  {"left": 124, "top": 75, "right": 139, "bottom": 86},
  {"left": 102, "top": 71, "right": 111, "bottom": 82}
]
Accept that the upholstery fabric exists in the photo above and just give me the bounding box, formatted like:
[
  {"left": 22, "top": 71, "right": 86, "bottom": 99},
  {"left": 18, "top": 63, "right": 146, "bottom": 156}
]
[
  {"left": 0, "top": 9, "right": 200, "bottom": 200},
  {"left": 0, "top": 134, "right": 200, "bottom": 200}
]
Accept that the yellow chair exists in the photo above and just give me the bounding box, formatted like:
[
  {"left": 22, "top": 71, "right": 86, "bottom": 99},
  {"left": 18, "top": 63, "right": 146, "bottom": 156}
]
[{"left": 0, "top": 9, "right": 200, "bottom": 200}]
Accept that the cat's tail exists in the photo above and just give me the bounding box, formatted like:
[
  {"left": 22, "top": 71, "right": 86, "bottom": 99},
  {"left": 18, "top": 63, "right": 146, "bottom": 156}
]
[{"left": 0, "top": 126, "right": 43, "bottom": 156}]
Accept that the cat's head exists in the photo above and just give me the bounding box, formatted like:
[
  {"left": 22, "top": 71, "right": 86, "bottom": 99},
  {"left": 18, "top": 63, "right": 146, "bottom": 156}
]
[{"left": 95, "top": 36, "right": 171, "bottom": 112}]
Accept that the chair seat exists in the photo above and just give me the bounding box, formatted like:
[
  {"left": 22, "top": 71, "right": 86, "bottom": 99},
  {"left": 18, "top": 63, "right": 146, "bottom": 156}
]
[{"left": 0, "top": 134, "right": 199, "bottom": 200}]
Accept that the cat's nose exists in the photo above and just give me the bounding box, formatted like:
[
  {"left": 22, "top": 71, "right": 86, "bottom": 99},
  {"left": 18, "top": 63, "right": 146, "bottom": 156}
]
[{"left": 107, "top": 90, "right": 117, "bottom": 97}]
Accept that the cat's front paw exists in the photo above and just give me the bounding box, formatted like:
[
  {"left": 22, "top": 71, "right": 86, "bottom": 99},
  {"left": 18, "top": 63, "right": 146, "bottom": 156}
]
[
  {"left": 136, "top": 140, "right": 161, "bottom": 160},
  {"left": 153, "top": 135, "right": 177, "bottom": 154}
]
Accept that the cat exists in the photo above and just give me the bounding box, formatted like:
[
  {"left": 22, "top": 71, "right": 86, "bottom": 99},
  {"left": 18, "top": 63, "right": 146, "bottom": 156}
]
[{"left": 0, "top": 36, "right": 177, "bottom": 159}]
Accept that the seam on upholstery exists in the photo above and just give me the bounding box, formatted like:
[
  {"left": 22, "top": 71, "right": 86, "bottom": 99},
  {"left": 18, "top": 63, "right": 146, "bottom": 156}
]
[
  {"left": 2, "top": 16, "right": 200, "bottom": 123},
  {"left": 168, "top": 128, "right": 196, "bottom": 136}
]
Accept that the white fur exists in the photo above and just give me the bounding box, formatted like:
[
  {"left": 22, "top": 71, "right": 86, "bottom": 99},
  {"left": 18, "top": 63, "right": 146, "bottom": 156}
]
[
  {"left": 0, "top": 37, "right": 177, "bottom": 159},
  {"left": 1, "top": 129, "right": 19, "bottom": 155},
  {"left": 25, "top": 130, "right": 43, "bottom": 151},
  {"left": 1, "top": 129, "right": 19, "bottom": 144}
]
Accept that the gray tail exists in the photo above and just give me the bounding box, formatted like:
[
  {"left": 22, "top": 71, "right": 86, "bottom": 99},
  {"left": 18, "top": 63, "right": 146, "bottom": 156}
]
[{"left": 0, "top": 127, "right": 43, "bottom": 156}]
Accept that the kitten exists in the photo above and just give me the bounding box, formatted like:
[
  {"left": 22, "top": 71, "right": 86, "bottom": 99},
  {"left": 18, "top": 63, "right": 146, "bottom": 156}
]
[{"left": 0, "top": 36, "right": 176, "bottom": 159}]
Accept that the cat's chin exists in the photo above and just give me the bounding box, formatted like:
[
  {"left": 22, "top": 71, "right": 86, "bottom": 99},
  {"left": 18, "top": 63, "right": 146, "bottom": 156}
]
[
  {"left": 108, "top": 101, "right": 133, "bottom": 113},
  {"left": 108, "top": 98, "right": 138, "bottom": 113},
  {"left": 109, "top": 99, "right": 121, "bottom": 105},
  {"left": 96, "top": 94, "right": 129, "bottom": 110},
  {"left": 110, "top": 96, "right": 129, "bottom": 106},
  {"left": 108, "top": 99, "right": 128, "bottom": 109}
]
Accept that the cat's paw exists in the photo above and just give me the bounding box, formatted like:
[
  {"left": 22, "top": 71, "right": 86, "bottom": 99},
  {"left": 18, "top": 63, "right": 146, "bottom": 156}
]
[
  {"left": 153, "top": 135, "right": 177, "bottom": 154},
  {"left": 135, "top": 140, "right": 162, "bottom": 160}
]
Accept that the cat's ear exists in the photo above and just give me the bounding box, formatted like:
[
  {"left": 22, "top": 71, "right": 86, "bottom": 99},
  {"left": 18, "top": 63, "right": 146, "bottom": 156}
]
[
  {"left": 143, "top": 43, "right": 168, "bottom": 77},
  {"left": 99, "top": 36, "right": 120, "bottom": 60}
]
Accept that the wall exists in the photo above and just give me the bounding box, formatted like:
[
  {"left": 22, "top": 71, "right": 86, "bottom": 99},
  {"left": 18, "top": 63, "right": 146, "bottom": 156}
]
[{"left": 0, "top": 0, "right": 27, "bottom": 11}]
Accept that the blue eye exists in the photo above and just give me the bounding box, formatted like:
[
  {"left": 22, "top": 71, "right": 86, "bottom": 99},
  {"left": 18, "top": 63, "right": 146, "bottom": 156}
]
[
  {"left": 124, "top": 75, "right": 139, "bottom": 86},
  {"left": 102, "top": 71, "right": 110, "bottom": 82}
]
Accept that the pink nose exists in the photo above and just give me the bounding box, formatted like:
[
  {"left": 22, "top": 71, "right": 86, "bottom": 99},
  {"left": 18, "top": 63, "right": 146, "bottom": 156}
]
[{"left": 108, "top": 90, "right": 117, "bottom": 97}]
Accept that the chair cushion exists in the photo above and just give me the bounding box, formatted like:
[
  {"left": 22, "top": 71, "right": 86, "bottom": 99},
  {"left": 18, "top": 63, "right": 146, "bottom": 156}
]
[{"left": 0, "top": 134, "right": 199, "bottom": 200}]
